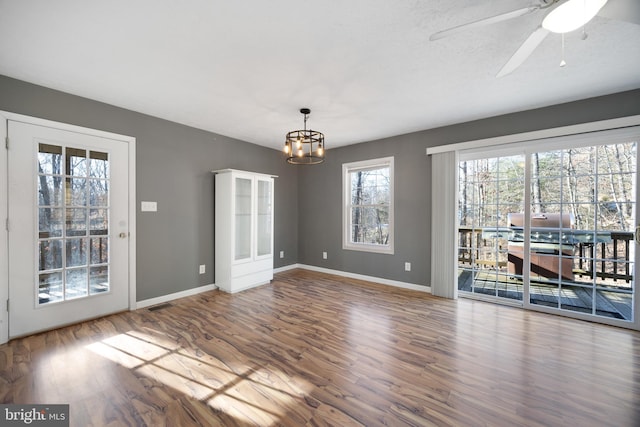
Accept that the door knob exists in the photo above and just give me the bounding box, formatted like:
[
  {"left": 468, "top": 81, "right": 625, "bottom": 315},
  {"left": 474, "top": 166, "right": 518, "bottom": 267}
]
[{"left": 119, "top": 232, "right": 127, "bottom": 238}]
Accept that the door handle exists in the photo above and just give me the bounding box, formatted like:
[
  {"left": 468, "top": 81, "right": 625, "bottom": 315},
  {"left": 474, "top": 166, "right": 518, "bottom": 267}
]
[
  {"left": 635, "top": 226, "right": 640, "bottom": 244},
  {"left": 119, "top": 232, "right": 128, "bottom": 239}
]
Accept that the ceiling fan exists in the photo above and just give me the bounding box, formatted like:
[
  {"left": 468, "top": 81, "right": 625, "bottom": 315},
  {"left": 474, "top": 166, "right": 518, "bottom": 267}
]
[{"left": 430, "top": 0, "right": 609, "bottom": 77}]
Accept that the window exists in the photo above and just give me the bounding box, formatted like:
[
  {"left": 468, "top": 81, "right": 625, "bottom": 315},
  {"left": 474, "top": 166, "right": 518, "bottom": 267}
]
[{"left": 343, "top": 156, "right": 394, "bottom": 254}]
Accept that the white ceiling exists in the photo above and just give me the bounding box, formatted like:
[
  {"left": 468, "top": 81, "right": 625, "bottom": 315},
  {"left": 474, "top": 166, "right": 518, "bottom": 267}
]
[{"left": 1, "top": 0, "right": 639, "bottom": 150}]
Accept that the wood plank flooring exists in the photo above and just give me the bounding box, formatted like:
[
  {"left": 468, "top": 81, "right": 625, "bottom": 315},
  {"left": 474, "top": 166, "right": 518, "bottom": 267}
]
[{"left": 1, "top": 268, "right": 639, "bottom": 426}]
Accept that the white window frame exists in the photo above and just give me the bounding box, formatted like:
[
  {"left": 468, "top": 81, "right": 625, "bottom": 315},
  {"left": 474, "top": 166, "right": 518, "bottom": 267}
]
[{"left": 342, "top": 156, "right": 394, "bottom": 254}]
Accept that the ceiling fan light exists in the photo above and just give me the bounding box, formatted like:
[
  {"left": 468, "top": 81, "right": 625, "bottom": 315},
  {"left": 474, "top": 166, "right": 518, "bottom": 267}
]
[{"left": 542, "top": 0, "right": 608, "bottom": 34}]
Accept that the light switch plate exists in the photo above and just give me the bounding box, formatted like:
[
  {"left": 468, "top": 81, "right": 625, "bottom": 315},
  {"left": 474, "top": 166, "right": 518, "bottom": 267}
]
[{"left": 141, "top": 201, "right": 157, "bottom": 212}]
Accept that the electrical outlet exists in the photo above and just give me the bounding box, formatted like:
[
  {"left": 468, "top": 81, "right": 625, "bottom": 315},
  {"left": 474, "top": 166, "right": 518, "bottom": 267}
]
[
  {"left": 280, "top": 251, "right": 284, "bottom": 259},
  {"left": 322, "top": 252, "right": 328, "bottom": 259},
  {"left": 405, "top": 262, "right": 411, "bottom": 272},
  {"left": 199, "top": 264, "right": 206, "bottom": 274}
]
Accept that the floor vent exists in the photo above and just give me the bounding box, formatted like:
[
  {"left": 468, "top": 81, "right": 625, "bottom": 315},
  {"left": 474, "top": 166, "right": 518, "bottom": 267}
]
[{"left": 148, "top": 302, "right": 172, "bottom": 312}]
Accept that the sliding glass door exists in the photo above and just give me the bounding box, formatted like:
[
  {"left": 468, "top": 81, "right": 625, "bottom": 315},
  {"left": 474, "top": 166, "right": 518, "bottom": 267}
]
[
  {"left": 458, "top": 154, "right": 525, "bottom": 303},
  {"left": 458, "top": 134, "right": 638, "bottom": 325},
  {"left": 527, "top": 144, "right": 636, "bottom": 320}
]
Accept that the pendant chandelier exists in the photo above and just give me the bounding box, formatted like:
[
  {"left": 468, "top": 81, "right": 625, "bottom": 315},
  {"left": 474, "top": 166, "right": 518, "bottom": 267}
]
[{"left": 284, "top": 108, "right": 325, "bottom": 164}]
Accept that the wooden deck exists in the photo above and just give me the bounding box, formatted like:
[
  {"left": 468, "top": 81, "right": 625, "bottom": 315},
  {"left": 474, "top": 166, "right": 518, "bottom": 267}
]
[
  {"left": 1, "top": 269, "right": 639, "bottom": 426},
  {"left": 458, "top": 269, "right": 633, "bottom": 320}
]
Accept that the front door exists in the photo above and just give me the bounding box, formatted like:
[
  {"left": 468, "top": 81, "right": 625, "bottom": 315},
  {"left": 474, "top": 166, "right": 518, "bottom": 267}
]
[{"left": 8, "top": 120, "right": 130, "bottom": 338}]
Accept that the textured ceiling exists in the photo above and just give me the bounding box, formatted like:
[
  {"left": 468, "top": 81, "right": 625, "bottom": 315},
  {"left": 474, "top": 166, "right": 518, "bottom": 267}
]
[{"left": 0, "top": 0, "right": 639, "bottom": 150}]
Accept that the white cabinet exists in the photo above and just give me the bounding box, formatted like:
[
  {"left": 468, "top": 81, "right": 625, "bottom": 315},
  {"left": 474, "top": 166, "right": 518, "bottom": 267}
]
[{"left": 213, "top": 169, "right": 276, "bottom": 293}]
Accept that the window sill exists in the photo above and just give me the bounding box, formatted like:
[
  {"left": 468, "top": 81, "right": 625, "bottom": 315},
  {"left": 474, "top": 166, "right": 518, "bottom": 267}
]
[{"left": 343, "top": 243, "right": 394, "bottom": 255}]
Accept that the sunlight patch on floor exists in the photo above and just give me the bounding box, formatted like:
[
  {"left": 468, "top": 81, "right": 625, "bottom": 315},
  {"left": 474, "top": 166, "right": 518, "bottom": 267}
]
[{"left": 86, "top": 330, "right": 313, "bottom": 426}]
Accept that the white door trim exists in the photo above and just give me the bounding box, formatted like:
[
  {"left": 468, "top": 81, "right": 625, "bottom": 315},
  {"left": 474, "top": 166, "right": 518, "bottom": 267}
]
[
  {"left": 0, "top": 117, "right": 7, "bottom": 344},
  {"left": 0, "top": 111, "right": 137, "bottom": 344}
]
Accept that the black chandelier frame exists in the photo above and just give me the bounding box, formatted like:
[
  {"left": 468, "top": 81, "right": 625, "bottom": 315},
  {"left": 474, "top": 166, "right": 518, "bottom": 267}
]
[{"left": 284, "top": 108, "right": 325, "bottom": 165}]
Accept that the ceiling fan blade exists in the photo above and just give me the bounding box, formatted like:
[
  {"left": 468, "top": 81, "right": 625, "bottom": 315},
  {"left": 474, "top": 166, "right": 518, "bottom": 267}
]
[
  {"left": 430, "top": 6, "right": 540, "bottom": 41},
  {"left": 496, "top": 26, "right": 550, "bottom": 77}
]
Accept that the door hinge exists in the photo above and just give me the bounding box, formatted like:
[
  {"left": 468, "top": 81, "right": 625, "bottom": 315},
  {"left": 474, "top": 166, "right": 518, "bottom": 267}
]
[
  {"left": 6, "top": 299, "right": 8, "bottom": 312},
  {"left": 5, "top": 218, "right": 8, "bottom": 232},
  {"left": 5, "top": 136, "right": 8, "bottom": 149}
]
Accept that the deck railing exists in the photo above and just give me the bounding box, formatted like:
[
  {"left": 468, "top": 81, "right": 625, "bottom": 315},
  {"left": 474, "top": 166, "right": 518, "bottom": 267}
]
[{"left": 458, "top": 226, "right": 634, "bottom": 284}]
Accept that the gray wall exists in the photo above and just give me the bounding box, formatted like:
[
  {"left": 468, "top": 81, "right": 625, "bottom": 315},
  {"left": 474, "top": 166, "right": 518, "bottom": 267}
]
[
  {"left": 0, "top": 75, "right": 299, "bottom": 301},
  {"left": 2, "top": 74, "right": 639, "bottom": 299},
  {"left": 297, "top": 89, "right": 640, "bottom": 286}
]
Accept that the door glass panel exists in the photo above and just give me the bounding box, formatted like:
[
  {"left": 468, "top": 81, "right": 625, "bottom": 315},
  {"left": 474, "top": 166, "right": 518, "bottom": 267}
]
[
  {"left": 38, "top": 176, "right": 63, "bottom": 206},
  {"left": 66, "top": 268, "right": 88, "bottom": 299},
  {"left": 235, "top": 177, "right": 252, "bottom": 260},
  {"left": 529, "top": 142, "right": 636, "bottom": 321},
  {"left": 90, "top": 179, "right": 108, "bottom": 206},
  {"left": 37, "top": 144, "right": 111, "bottom": 305},
  {"left": 66, "top": 238, "right": 87, "bottom": 267},
  {"left": 90, "top": 237, "right": 109, "bottom": 264},
  {"left": 66, "top": 147, "right": 87, "bottom": 176},
  {"left": 89, "top": 150, "right": 110, "bottom": 178},
  {"left": 38, "top": 272, "right": 63, "bottom": 304},
  {"left": 458, "top": 155, "right": 525, "bottom": 302},
  {"left": 90, "top": 208, "right": 108, "bottom": 235},
  {"left": 38, "top": 144, "right": 62, "bottom": 174},
  {"left": 66, "top": 177, "right": 86, "bottom": 206},
  {"left": 66, "top": 208, "right": 87, "bottom": 236},
  {"left": 39, "top": 240, "right": 62, "bottom": 271},
  {"left": 257, "top": 179, "right": 272, "bottom": 257},
  {"left": 90, "top": 266, "right": 109, "bottom": 295},
  {"left": 38, "top": 208, "right": 63, "bottom": 238}
]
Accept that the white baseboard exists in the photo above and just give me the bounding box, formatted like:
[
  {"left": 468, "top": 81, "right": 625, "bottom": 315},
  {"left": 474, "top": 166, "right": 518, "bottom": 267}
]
[
  {"left": 275, "top": 263, "right": 431, "bottom": 294},
  {"left": 136, "top": 283, "right": 217, "bottom": 309},
  {"left": 136, "top": 265, "right": 430, "bottom": 310},
  {"left": 273, "top": 264, "right": 302, "bottom": 274}
]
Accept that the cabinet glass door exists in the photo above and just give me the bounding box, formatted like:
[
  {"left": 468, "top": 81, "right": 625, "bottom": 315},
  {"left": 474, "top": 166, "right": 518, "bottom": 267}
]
[
  {"left": 256, "top": 178, "right": 273, "bottom": 257},
  {"left": 234, "top": 177, "right": 252, "bottom": 261}
]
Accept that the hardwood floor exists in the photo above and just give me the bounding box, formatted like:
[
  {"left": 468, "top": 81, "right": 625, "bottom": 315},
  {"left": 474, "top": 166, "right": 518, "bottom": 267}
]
[{"left": 1, "top": 268, "right": 639, "bottom": 426}]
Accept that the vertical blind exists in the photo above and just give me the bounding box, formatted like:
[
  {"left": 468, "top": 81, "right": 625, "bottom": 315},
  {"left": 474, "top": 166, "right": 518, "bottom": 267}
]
[{"left": 430, "top": 150, "right": 458, "bottom": 299}]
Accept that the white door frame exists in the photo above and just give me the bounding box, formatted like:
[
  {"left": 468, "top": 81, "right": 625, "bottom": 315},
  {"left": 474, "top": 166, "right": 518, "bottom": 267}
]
[{"left": 0, "top": 111, "right": 137, "bottom": 344}]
